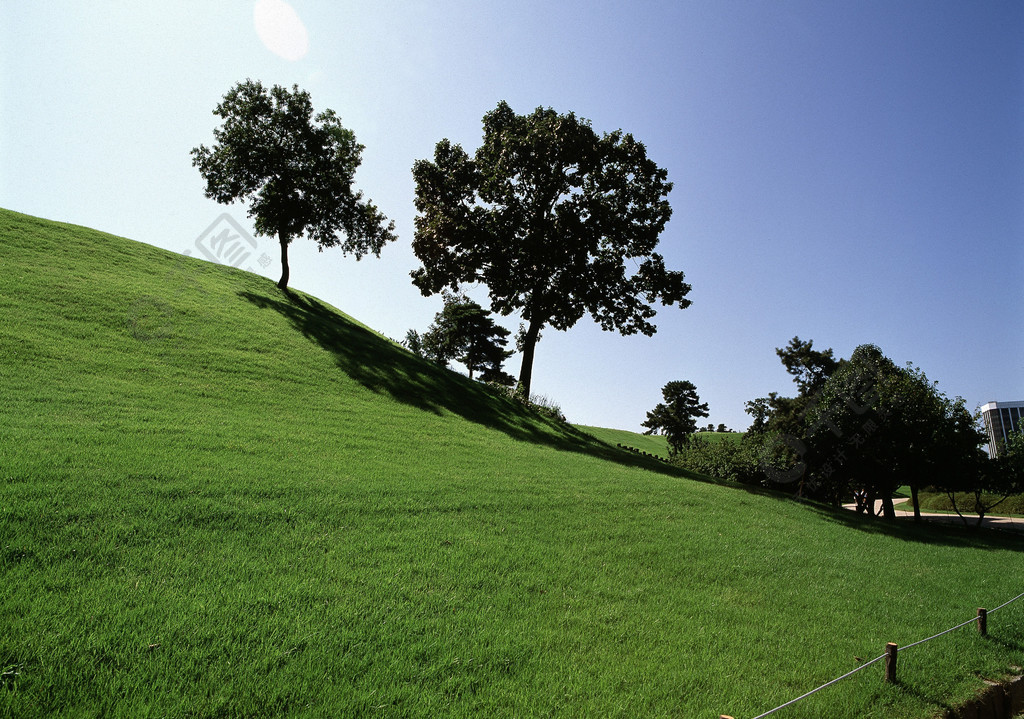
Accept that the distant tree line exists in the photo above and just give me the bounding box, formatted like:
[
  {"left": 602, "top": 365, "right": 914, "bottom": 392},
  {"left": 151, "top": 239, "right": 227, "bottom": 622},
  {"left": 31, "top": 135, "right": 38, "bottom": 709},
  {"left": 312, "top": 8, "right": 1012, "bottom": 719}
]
[{"left": 654, "top": 337, "right": 1023, "bottom": 525}]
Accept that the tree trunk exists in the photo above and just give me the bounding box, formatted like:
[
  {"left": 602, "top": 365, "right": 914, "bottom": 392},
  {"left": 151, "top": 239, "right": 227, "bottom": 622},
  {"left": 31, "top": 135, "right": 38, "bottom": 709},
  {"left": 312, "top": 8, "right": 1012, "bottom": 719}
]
[
  {"left": 974, "top": 491, "right": 986, "bottom": 528},
  {"left": 910, "top": 483, "right": 921, "bottom": 521},
  {"left": 517, "top": 318, "right": 543, "bottom": 399},
  {"left": 881, "top": 494, "right": 896, "bottom": 521},
  {"left": 277, "top": 232, "right": 290, "bottom": 290}
]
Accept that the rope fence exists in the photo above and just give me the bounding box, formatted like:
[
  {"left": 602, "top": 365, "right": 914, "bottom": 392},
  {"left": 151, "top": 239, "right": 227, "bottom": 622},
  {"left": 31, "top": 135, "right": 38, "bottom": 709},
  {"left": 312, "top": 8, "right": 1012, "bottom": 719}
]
[{"left": 721, "top": 590, "right": 1024, "bottom": 719}]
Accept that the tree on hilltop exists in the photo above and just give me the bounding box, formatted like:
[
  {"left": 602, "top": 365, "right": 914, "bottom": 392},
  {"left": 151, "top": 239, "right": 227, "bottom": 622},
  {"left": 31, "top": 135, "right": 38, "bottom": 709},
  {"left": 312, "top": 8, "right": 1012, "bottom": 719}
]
[
  {"left": 410, "top": 100, "right": 692, "bottom": 398},
  {"left": 191, "top": 79, "right": 395, "bottom": 290},
  {"left": 642, "top": 380, "right": 710, "bottom": 455}
]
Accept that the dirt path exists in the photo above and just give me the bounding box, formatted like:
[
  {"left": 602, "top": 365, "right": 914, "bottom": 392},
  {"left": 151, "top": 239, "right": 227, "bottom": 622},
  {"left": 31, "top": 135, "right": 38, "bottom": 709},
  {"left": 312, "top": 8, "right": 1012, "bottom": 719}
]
[{"left": 841, "top": 497, "right": 1024, "bottom": 533}]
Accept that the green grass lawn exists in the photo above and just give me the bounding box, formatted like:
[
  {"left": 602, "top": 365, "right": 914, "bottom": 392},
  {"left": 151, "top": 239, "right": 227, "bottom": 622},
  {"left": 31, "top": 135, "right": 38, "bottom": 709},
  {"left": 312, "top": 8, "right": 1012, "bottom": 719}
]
[
  {"left": 3, "top": 208, "right": 1024, "bottom": 718},
  {"left": 576, "top": 425, "right": 672, "bottom": 458},
  {"left": 576, "top": 426, "right": 742, "bottom": 460}
]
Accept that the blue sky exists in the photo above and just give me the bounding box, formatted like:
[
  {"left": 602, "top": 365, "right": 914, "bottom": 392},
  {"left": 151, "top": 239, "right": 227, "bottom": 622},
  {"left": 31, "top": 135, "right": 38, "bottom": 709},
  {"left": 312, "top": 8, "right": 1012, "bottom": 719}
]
[{"left": 2, "top": 1, "right": 1021, "bottom": 432}]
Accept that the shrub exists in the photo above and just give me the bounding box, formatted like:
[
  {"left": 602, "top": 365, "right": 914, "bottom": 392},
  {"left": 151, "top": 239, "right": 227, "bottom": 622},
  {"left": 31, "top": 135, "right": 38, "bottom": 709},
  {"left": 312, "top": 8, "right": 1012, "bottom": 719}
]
[
  {"left": 486, "top": 382, "right": 566, "bottom": 423},
  {"left": 670, "top": 433, "right": 773, "bottom": 485}
]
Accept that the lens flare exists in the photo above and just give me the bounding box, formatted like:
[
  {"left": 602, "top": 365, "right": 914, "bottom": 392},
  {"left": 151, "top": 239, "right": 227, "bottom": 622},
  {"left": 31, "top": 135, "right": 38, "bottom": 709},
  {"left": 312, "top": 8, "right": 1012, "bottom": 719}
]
[{"left": 253, "top": 0, "right": 309, "bottom": 61}]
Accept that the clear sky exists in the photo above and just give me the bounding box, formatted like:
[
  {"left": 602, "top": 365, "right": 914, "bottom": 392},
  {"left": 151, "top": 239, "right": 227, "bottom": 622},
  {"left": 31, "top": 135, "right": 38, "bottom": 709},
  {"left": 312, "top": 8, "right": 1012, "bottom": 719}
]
[{"left": 3, "top": 1, "right": 1022, "bottom": 433}]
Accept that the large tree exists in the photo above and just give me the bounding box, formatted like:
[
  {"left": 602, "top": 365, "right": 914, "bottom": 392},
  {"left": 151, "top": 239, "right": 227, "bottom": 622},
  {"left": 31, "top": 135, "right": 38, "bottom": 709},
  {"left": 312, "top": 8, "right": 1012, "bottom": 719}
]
[
  {"left": 192, "top": 80, "right": 395, "bottom": 290},
  {"left": 805, "top": 345, "right": 987, "bottom": 519},
  {"left": 411, "top": 101, "right": 692, "bottom": 397},
  {"left": 642, "top": 380, "right": 710, "bottom": 456},
  {"left": 743, "top": 337, "right": 843, "bottom": 493}
]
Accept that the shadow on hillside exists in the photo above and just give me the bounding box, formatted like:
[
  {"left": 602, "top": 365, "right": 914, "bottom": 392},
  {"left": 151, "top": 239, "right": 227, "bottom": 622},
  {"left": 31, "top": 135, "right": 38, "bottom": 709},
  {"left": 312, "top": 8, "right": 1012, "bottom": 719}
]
[
  {"left": 238, "top": 288, "right": 683, "bottom": 476},
  {"left": 732, "top": 483, "right": 1024, "bottom": 549}
]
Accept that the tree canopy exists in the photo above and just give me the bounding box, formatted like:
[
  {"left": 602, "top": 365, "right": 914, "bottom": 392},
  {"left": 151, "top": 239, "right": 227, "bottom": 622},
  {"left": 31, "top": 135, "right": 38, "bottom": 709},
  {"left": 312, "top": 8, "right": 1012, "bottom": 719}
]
[
  {"left": 762, "top": 343, "right": 987, "bottom": 518},
  {"left": 745, "top": 337, "right": 841, "bottom": 436},
  {"left": 410, "top": 100, "right": 691, "bottom": 397},
  {"left": 641, "top": 380, "right": 710, "bottom": 455},
  {"left": 741, "top": 340, "right": 992, "bottom": 520},
  {"left": 406, "top": 292, "right": 515, "bottom": 385},
  {"left": 191, "top": 79, "right": 395, "bottom": 289}
]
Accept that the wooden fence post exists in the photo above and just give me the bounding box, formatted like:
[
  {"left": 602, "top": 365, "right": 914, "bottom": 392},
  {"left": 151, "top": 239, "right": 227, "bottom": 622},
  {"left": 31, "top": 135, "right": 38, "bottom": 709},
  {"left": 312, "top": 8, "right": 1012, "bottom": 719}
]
[
  {"left": 884, "top": 642, "right": 898, "bottom": 683},
  {"left": 977, "top": 607, "right": 987, "bottom": 636}
]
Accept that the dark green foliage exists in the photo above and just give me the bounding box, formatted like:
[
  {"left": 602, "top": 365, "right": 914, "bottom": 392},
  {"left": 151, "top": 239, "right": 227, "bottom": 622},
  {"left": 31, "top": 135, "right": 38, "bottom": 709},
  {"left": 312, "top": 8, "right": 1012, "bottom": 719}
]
[
  {"left": 744, "top": 341, "right": 988, "bottom": 520},
  {"left": 411, "top": 101, "right": 691, "bottom": 397},
  {"left": 191, "top": 79, "right": 395, "bottom": 289},
  {"left": 641, "top": 380, "right": 709, "bottom": 455},
  {"left": 413, "top": 292, "right": 514, "bottom": 382},
  {"left": 403, "top": 328, "right": 424, "bottom": 356},
  {"left": 777, "top": 335, "right": 841, "bottom": 396},
  {"left": 937, "top": 429, "right": 1024, "bottom": 525},
  {"left": 670, "top": 433, "right": 765, "bottom": 483},
  {"left": 745, "top": 337, "right": 841, "bottom": 438},
  {"left": 802, "top": 345, "right": 986, "bottom": 517},
  {"left": 801, "top": 345, "right": 907, "bottom": 508},
  {"left": 743, "top": 339, "right": 842, "bottom": 491},
  {"left": 995, "top": 429, "right": 1024, "bottom": 489}
]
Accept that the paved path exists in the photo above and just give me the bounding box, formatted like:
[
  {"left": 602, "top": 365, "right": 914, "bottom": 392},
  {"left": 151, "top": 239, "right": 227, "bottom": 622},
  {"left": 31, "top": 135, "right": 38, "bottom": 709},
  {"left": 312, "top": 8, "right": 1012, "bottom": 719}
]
[{"left": 841, "top": 497, "right": 1024, "bottom": 533}]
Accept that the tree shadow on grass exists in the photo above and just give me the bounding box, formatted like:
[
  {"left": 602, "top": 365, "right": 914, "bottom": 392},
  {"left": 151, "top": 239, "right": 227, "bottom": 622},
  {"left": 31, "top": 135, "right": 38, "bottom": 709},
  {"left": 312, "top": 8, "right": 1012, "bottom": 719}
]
[{"left": 238, "top": 287, "right": 684, "bottom": 476}]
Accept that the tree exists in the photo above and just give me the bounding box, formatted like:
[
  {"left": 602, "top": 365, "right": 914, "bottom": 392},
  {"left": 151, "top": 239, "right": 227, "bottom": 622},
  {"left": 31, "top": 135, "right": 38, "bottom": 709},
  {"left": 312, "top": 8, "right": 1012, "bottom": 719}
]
[
  {"left": 641, "top": 380, "right": 710, "bottom": 455},
  {"left": 939, "top": 427, "right": 1024, "bottom": 527},
  {"left": 411, "top": 101, "right": 692, "bottom": 398},
  {"left": 745, "top": 338, "right": 841, "bottom": 438},
  {"left": 883, "top": 364, "right": 984, "bottom": 521},
  {"left": 743, "top": 337, "right": 843, "bottom": 494},
  {"left": 402, "top": 329, "right": 424, "bottom": 357},
  {"left": 776, "top": 336, "right": 841, "bottom": 396},
  {"left": 997, "top": 428, "right": 1024, "bottom": 487},
  {"left": 191, "top": 80, "right": 395, "bottom": 290},
  {"left": 806, "top": 345, "right": 987, "bottom": 519},
  {"left": 414, "top": 292, "right": 514, "bottom": 382}
]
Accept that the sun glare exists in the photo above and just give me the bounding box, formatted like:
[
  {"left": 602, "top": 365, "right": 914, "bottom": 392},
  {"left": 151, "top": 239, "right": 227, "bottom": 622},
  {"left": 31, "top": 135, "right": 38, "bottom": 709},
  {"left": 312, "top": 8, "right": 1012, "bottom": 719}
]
[{"left": 253, "top": 0, "right": 309, "bottom": 62}]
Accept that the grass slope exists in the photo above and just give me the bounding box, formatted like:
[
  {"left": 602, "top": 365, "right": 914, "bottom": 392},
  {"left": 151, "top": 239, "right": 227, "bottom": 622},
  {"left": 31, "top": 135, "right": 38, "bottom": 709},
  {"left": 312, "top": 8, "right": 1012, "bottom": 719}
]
[
  {"left": 577, "top": 426, "right": 742, "bottom": 460},
  {"left": 2, "top": 208, "right": 1024, "bottom": 718},
  {"left": 576, "top": 425, "right": 673, "bottom": 457}
]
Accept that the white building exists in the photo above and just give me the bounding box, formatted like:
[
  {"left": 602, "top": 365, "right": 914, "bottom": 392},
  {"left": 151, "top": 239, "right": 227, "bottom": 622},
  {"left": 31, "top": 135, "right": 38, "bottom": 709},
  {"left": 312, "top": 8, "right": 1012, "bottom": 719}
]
[{"left": 981, "top": 400, "right": 1024, "bottom": 457}]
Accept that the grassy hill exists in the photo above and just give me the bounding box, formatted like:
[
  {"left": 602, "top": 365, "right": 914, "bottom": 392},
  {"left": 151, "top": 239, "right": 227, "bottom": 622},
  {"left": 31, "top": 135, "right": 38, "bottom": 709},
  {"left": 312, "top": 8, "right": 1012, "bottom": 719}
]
[
  {"left": 2, "top": 208, "right": 1024, "bottom": 718},
  {"left": 576, "top": 426, "right": 742, "bottom": 460},
  {"left": 576, "top": 425, "right": 674, "bottom": 458}
]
